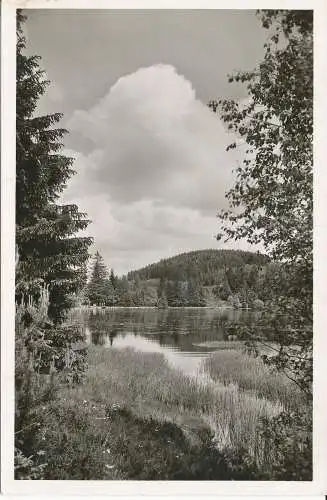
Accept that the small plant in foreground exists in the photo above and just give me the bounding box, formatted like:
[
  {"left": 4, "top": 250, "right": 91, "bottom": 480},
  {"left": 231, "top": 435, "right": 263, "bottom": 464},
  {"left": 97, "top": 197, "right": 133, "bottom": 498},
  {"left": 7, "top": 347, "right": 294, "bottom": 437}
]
[
  {"left": 14, "top": 447, "right": 48, "bottom": 480},
  {"left": 258, "top": 410, "right": 312, "bottom": 480}
]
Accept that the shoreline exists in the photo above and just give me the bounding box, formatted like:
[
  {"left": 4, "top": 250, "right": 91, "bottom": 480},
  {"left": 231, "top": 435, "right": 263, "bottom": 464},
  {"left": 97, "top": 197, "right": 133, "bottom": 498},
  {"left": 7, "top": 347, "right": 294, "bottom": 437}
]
[{"left": 72, "top": 304, "right": 243, "bottom": 311}]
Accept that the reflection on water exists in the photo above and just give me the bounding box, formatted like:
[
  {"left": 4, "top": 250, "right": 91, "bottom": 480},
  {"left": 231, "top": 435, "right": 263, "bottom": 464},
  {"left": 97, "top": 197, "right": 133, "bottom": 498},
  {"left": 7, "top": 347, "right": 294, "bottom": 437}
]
[{"left": 78, "top": 308, "right": 260, "bottom": 378}]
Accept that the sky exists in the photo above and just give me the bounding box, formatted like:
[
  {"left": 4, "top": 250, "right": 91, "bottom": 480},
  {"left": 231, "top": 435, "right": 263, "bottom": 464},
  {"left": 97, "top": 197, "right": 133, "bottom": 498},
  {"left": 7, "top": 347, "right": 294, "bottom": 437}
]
[{"left": 24, "top": 9, "right": 269, "bottom": 275}]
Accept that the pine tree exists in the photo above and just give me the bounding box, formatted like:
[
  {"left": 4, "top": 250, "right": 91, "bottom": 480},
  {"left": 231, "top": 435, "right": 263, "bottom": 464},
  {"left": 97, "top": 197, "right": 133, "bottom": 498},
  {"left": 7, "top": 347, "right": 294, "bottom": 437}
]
[
  {"left": 86, "top": 252, "right": 108, "bottom": 305},
  {"left": 15, "top": 13, "right": 91, "bottom": 470},
  {"left": 109, "top": 268, "right": 118, "bottom": 289},
  {"left": 105, "top": 280, "right": 116, "bottom": 306},
  {"left": 16, "top": 11, "right": 92, "bottom": 321},
  {"left": 116, "top": 276, "right": 133, "bottom": 306}
]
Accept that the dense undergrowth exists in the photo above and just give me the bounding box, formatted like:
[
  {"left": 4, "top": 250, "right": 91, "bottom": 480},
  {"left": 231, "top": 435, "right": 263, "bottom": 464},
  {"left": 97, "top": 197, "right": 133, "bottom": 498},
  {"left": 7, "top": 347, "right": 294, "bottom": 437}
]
[
  {"left": 32, "top": 399, "right": 259, "bottom": 480},
  {"left": 19, "top": 345, "right": 310, "bottom": 481}
]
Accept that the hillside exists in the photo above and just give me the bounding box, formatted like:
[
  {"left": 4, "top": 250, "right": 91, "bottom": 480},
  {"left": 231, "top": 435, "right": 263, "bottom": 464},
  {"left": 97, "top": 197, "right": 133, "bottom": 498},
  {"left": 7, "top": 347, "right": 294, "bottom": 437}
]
[
  {"left": 127, "top": 249, "right": 270, "bottom": 285},
  {"left": 83, "top": 249, "right": 280, "bottom": 308},
  {"left": 127, "top": 250, "right": 270, "bottom": 286},
  {"left": 123, "top": 249, "right": 276, "bottom": 308}
]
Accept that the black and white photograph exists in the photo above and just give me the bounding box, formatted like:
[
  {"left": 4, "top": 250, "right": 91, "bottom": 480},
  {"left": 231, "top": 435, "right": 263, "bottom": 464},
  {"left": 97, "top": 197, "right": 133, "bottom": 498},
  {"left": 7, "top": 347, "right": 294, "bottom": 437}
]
[{"left": 1, "top": 0, "right": 325, "bottom": 494}]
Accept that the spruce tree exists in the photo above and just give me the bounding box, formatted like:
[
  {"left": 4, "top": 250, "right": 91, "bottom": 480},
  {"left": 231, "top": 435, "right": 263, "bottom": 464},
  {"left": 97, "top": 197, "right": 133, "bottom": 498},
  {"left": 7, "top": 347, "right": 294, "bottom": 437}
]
[
  {"left": 109, "top": 268, "right": 118, "bottom": 289},
  {"left": 16, "top": 11, "right": 92, "bottom": 321},
  {"left": 15, "top": 12, "right": 92, "bottom": 471},
  {"left": 86, "top": 252, "right": 109, "bottom": 305},
  {"left": 105, "top": 279, "right": 117, "bottom": 306}
]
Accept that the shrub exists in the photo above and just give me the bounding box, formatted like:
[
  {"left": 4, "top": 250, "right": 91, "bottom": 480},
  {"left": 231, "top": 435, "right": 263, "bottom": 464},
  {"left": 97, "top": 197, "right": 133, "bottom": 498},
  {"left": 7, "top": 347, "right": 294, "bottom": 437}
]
[
  {"left": 258, "top": 410, "right": 312, "bottom": 480},
  {"left": 14, "top": 447, "right": 48, "bottom": 480},
  {"left": 15, "top": 283, "right": 88, "bottom": 479}
]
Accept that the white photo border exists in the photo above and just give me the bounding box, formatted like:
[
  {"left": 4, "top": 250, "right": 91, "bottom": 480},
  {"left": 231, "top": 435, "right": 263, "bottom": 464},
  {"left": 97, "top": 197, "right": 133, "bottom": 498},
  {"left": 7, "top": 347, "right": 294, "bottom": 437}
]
[{"left": 1, "top": 0, "right": 327, "bottom": 496}]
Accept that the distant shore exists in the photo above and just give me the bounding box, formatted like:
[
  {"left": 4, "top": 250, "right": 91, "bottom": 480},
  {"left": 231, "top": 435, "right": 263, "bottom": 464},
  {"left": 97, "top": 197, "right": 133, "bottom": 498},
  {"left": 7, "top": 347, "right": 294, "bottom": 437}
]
[{"left": 72, "top": 304, "right": 248, "bottom": 312}]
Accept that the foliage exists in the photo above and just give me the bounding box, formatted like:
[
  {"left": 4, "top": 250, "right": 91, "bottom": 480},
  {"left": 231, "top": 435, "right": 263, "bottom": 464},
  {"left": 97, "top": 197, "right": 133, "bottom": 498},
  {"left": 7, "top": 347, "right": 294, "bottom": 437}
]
[
  {"left": 258, "top": 409, "right": 312, "bottom": 480},
  {"left": 81, "top": 249, "right": 283, "bottom": 308},
  {"left": 90, "top": 249, "right": 278, "bottom": 308},
  {"left": 14, "top": 279, "right": 88, "bottom": 479},
  {"left": 15, "top": 11, "right": 90, "bottom": 480},
  {"left": 16, "top": 10, "right": 92, "bottom": 321},
  {"left": 14, "top": 447, "right": 48, "bottom": 480},
  {"left": 28, "top": 339, "right": 309, "bottom": 480},
  {"left": 209, "top": 9, "right": 313, "bottom": 395},
  {"left": 16, "top": 297, "right": 87, "bottom": 381},
  {"left": 15, "top": 284, "right": 54, "bottom": 479},
  {"left": 208, "top": 9, "right": 313, "bottom": 479},
  {"left": 209, "top": 11, "right": 312, "bottom": 263},
  {"left": 32, "top": 395, "right": 260, "bottom": 480}
]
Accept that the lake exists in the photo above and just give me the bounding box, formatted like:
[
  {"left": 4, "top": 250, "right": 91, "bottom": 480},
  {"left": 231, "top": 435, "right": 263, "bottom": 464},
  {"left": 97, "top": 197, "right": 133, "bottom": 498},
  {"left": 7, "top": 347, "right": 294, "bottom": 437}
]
[{"left": 76, "top": 307, "right": 260, "bottom": 379}]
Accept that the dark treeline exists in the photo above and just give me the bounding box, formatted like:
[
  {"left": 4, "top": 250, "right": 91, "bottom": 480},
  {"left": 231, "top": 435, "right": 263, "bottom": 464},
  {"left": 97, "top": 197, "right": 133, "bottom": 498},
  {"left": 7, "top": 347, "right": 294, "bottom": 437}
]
[
  {"left": 83, "top": 249, "right": 281, "bottom": 309},
  {"left": 15, "top": 10, "right": 92, "bottom": 479},
  {"left": 127, "top": 249, "right": 270, "bottom": 284}
]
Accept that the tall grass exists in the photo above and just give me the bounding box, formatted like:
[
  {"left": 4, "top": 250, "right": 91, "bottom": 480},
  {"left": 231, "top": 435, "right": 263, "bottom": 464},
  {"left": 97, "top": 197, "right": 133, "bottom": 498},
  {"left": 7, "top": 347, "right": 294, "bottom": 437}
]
[
  {"left": 202, "top": 349, "right": 304, "bottom": 410},
  {"left": 62, "top": 346, "right": 286, "bottom": 467},
  {"left": 38, "top": 395, "right": 261, "bottom": 480}
]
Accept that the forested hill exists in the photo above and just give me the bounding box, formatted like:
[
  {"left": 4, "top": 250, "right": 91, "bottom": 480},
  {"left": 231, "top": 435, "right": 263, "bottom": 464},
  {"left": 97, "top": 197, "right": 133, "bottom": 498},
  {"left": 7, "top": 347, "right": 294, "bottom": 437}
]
[
  {"left": 84, "top": 249, "right": 279, "bottom": 308},
  {"left": 127, "top": 249, "right": 270, "bottom": 286}
]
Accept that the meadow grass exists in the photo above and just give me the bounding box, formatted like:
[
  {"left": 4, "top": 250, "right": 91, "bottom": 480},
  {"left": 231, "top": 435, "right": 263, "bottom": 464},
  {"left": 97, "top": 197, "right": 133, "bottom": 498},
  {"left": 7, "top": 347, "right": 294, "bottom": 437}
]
[
  {"left": 38, "top": 344, "right": 308, "bottom": 479},
  {"left": 60, "top": 346, "right": 289, "bottom": 467},
  {"left": 39, "top": 393, "right": 261, "bottom": 480},
  {"left": 202, "top": 349, "right": 304, "bottom": 410}
]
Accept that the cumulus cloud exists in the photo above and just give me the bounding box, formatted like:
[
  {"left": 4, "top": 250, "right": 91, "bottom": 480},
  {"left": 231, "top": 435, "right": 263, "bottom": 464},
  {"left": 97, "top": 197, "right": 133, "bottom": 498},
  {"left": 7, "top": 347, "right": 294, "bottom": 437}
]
[
  {"left": 66, "top": 64, "right": 236, "bottom": 213},
  {"left": 63, "top": 64, "right": 252, "bottom": 274}
]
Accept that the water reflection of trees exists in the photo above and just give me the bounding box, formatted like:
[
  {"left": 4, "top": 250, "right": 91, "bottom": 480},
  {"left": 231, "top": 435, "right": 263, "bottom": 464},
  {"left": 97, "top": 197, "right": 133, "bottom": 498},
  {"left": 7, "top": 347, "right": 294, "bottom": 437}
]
[
  {"left": 84, "top": 308, "right": 264, "bottom": 349},
  {"left": 87, "top": 312, "right": 120, "bottom": 346}
]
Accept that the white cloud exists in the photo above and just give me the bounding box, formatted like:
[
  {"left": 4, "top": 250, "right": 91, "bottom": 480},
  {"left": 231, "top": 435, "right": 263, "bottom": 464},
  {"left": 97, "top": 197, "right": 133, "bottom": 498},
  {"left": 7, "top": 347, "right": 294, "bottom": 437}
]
[
  {"left": 62, "top": 65, "right": 254, "bottom": 274},
  {"left": 66, "top": 64, "right": 236, "bottom": 212}
]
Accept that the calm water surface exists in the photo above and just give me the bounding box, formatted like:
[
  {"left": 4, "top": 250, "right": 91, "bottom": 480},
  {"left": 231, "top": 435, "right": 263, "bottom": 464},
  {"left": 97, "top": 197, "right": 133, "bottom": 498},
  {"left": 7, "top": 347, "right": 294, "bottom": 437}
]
[
  {"left": 77, "top": 307, "right": 260, "bottom": 378},
  {"left": 77, "top": 308, "right": 257, "bottom": 375}
]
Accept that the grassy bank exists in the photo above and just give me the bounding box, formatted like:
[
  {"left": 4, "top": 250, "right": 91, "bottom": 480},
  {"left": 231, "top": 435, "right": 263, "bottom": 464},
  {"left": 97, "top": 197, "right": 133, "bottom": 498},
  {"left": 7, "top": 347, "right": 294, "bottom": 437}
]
[
  {"left": 32, "top": 344, "right": 306, "bottom": 479},
  {"left": 202, "top": 349, "right": 304, "bottom": 410},
  {"left": 63, "top": 347, "right": 284, "bottom": 452},
  {"left": 38, "top": 397, "right": 249, "bottom": 480}
]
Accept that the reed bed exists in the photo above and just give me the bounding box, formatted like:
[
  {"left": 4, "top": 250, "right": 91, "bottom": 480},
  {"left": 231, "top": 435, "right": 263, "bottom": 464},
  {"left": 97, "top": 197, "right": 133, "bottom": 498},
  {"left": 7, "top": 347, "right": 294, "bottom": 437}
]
[
  {"left": 62, "top": 346, "right": 289, "bottom": 466},
  {"left": 202, "top": 349, "right": 304, "bottom": 410}
]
